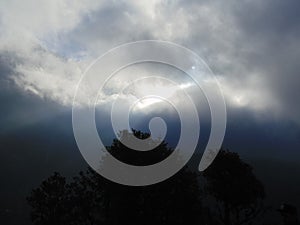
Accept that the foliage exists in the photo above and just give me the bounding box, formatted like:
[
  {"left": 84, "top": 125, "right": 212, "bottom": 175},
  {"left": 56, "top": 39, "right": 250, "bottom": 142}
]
[
  {"left": 27, "top": 131, "right": 266, "bottom": 225},
  {"left": 27, "top": 130, "right": 204, "bottom": 225},
  {"left": 203, "top": 150, "right": 266, "bottom": 225}
]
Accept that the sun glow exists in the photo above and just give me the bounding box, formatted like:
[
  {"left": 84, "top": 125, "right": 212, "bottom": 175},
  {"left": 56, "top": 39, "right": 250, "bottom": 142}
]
[{"left": 135, "top": 97, "right": 163, "bottom": 109}]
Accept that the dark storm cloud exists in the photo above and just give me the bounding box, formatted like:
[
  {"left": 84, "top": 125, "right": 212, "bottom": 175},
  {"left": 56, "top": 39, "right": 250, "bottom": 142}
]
[
  {"left": 1, "top": 0, "right": 298, "bottom": 124},
  {"left": 157, "top": 0, "right": 300, "bottom": 123},
  {"left": 230, "top": 0, "right": 300, "bottom": 121},
  {"left": 0, "top": 0, "right": 299, "bottom": 185},
  {"left": 0, "top": 0, "right": 299, "bottom": 167}
]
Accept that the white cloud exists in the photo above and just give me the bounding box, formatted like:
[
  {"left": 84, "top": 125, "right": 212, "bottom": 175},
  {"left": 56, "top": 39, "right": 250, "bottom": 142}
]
[
  {"left": 0, "top": 0, "right": 299, "bottom": 123},
  {"left": 0, "top": 0, "right": 103, "bottom": 35},
  {"left": 12, "top": 49, "right": 82, "bottom": 105}
]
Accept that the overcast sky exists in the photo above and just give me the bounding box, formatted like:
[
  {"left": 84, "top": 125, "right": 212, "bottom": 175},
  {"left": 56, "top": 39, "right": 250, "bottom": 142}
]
[{"left": 0, "top": 0, "right": 300, "bottom": 162}]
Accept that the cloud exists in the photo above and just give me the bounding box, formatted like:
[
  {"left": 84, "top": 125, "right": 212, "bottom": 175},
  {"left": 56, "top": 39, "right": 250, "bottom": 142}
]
[
  {"left": 0, "top": 0, "right": 105, "bottom": 105},
  {"left": 0, "top": 0, "right": 299, "bottom": 123}
]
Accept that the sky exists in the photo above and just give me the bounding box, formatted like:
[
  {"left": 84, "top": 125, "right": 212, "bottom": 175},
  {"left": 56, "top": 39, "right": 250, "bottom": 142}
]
[
  {"left": 0, "top": 0, "right": 300, "bottom": 119},
  {"left": 0, "top": 0, "right": 299, "bottom": 154},
  {"left": 0, "top": 0, "right": 300, "bottom": 223}
]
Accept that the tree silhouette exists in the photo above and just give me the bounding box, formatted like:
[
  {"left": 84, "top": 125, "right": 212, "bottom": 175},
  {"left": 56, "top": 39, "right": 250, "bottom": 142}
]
[
  {"left": 203, "top": 150, "right": 265, "bottom": 225},
  {"left": 27, "top": 172, "right": 69, "bottom": 225},
  {"left": 27, "top": 131, "right": 268, "bottom": 225},
  {"left": 27, "top": 130, "right": 205, "bottom": 225}
]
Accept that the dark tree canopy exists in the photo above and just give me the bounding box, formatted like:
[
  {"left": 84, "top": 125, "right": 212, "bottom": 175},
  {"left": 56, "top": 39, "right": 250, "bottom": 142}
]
[
  {"left": 27, "top": 130, "right": 205, "bottom": 225},
  {"left": 203, "top": 150, "right": 266, "bottom": 225},
  {"left": 27, "top": 131, "right": 266, "bottom": 225},
  {"left": 107, "top": 129, "right": 173, "bottom": 166}
]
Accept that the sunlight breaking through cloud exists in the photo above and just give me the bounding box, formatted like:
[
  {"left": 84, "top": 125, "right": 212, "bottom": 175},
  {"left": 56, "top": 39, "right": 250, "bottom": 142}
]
[{"left": 0, "top": 0, "right": 299, "bottom": 123}]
